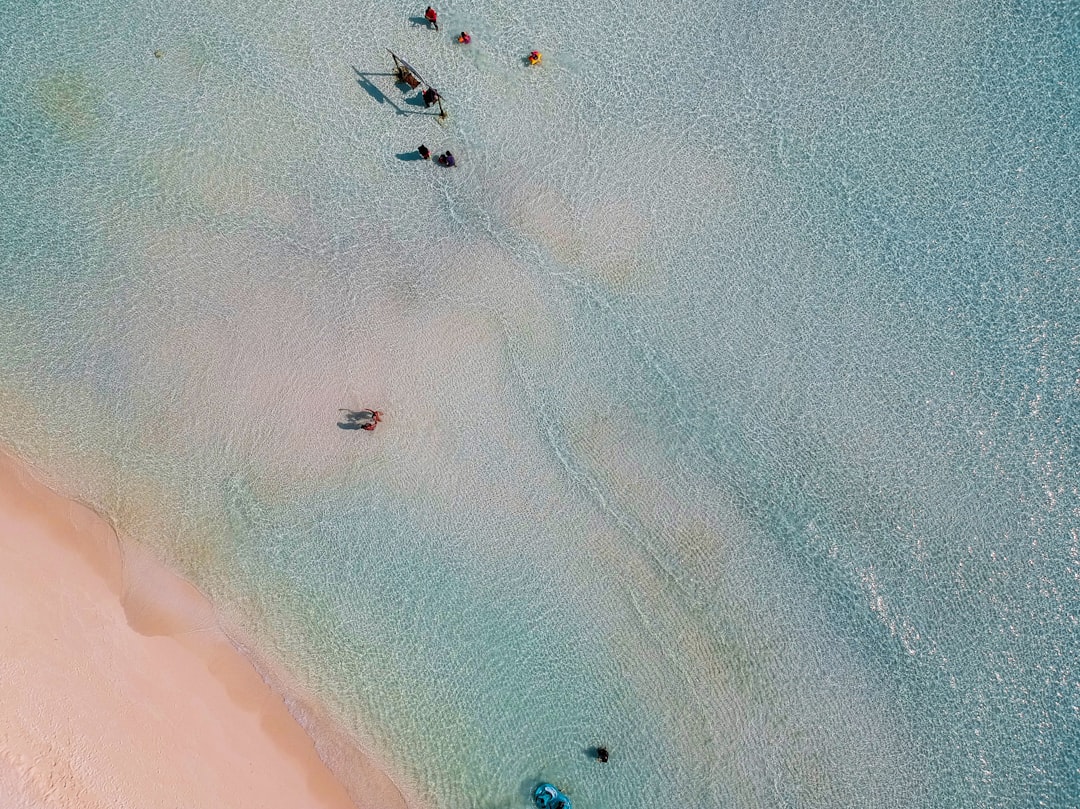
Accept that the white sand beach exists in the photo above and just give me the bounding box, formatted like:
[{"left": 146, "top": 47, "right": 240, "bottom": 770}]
[{"left": 0, "top": 448, "right": 410, "bottom": 809}]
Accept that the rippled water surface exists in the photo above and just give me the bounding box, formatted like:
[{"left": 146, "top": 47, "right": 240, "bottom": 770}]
[{"left": 1, "top": 0, "right": 1077, "bottom": 806}]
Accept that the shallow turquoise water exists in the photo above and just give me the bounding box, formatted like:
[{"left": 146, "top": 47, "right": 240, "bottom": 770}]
[{"left": 1, "top": 0, "right": 1077, "bottom": 807}]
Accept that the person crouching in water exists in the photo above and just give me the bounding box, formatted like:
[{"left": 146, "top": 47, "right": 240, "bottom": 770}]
[
  {"left": 340, "top": 409, "right": 383, "bottom": 430},
  {"left": 422, "top": 87, "right": 440, "bottom": 107},
  {"left": 437, "top": 151, "right": 455, "bottom": 167}
]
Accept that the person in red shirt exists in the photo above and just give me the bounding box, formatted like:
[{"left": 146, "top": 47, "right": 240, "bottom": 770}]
[
  {"left": 359, "top": 410, "right": 383, "bottom": 431},
  {"left": 424, "top": 6, "right": 438, "bottom": 30},
  {"left": 339, "top": 409, "right": 383, "bottom": 430}
]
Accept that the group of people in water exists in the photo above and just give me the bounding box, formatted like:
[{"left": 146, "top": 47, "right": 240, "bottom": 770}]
[
  {"left": 417, "top": 144, "right": 455, "bottom": 166},
  {"left": 358, "top": 7, "right": 544, "bottom": 431},
  {"left": 410, "top": 6, "right": 544, "bottom": 170},
  {"left": 424, "top": 5, "right": 542, "bottom": 63},
  {"left": 422, "top": 6, "right": 472, "bottom": 45}
]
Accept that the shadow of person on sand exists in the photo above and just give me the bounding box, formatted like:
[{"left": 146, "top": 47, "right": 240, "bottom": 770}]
[
  {"left": 356, "top": 75, "right": 388, "bottom": 104},
  {"left": 352, "top": 67, "right": 411, "bottom": 116}
]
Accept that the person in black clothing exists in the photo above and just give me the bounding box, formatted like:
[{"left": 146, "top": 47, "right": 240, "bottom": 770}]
[
  {"left": 418, "top": 144, "right": 430, "bottom": 160},
  {"left": 422, "top": 87, "right": 440, "bottom": 107}
]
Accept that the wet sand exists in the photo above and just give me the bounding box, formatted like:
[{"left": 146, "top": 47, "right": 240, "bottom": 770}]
[{"left": 0, "top": 449, "right": 410, "bottom": 809}]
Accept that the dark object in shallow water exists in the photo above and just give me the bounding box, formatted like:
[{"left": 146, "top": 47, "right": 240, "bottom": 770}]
[
  {"left": 534, "top": 783, "right": 571, "bottom": 809},
  {"left": 596, "top": 746, "right": 609, "bottom": 762},
  {"left": 418, "top": 144, "right": 430, "bottom": 159}
]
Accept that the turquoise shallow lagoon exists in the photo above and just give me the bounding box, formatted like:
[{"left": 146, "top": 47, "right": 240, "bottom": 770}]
[{"left": 1, "top": 0, "right": 1077, "bottom": 806}]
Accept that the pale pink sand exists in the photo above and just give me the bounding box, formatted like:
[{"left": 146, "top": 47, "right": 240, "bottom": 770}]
[{"left": 0, "top": 449, "right": 410, "bottom": 809}]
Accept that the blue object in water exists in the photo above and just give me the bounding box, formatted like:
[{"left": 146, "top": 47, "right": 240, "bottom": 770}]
[{"left": 534, "top": 783, "right": 572, "bottom": 809}]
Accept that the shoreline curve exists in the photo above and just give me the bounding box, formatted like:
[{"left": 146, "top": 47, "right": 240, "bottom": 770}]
[{"left": 0, "top": 446, "right": 415, "bottom": 809}]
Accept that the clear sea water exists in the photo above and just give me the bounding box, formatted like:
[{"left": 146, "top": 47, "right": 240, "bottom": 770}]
[{"left": 1, "top": 0, "right": 1077, "bottom": 806}]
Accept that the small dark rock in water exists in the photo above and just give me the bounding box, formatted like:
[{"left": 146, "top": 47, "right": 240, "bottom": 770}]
[
  {"left": 596, "top": 746, "right": 609, "bottom": 763},
  {"left": 153, "top": 49, "right": 164, "bottom": 58}
]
